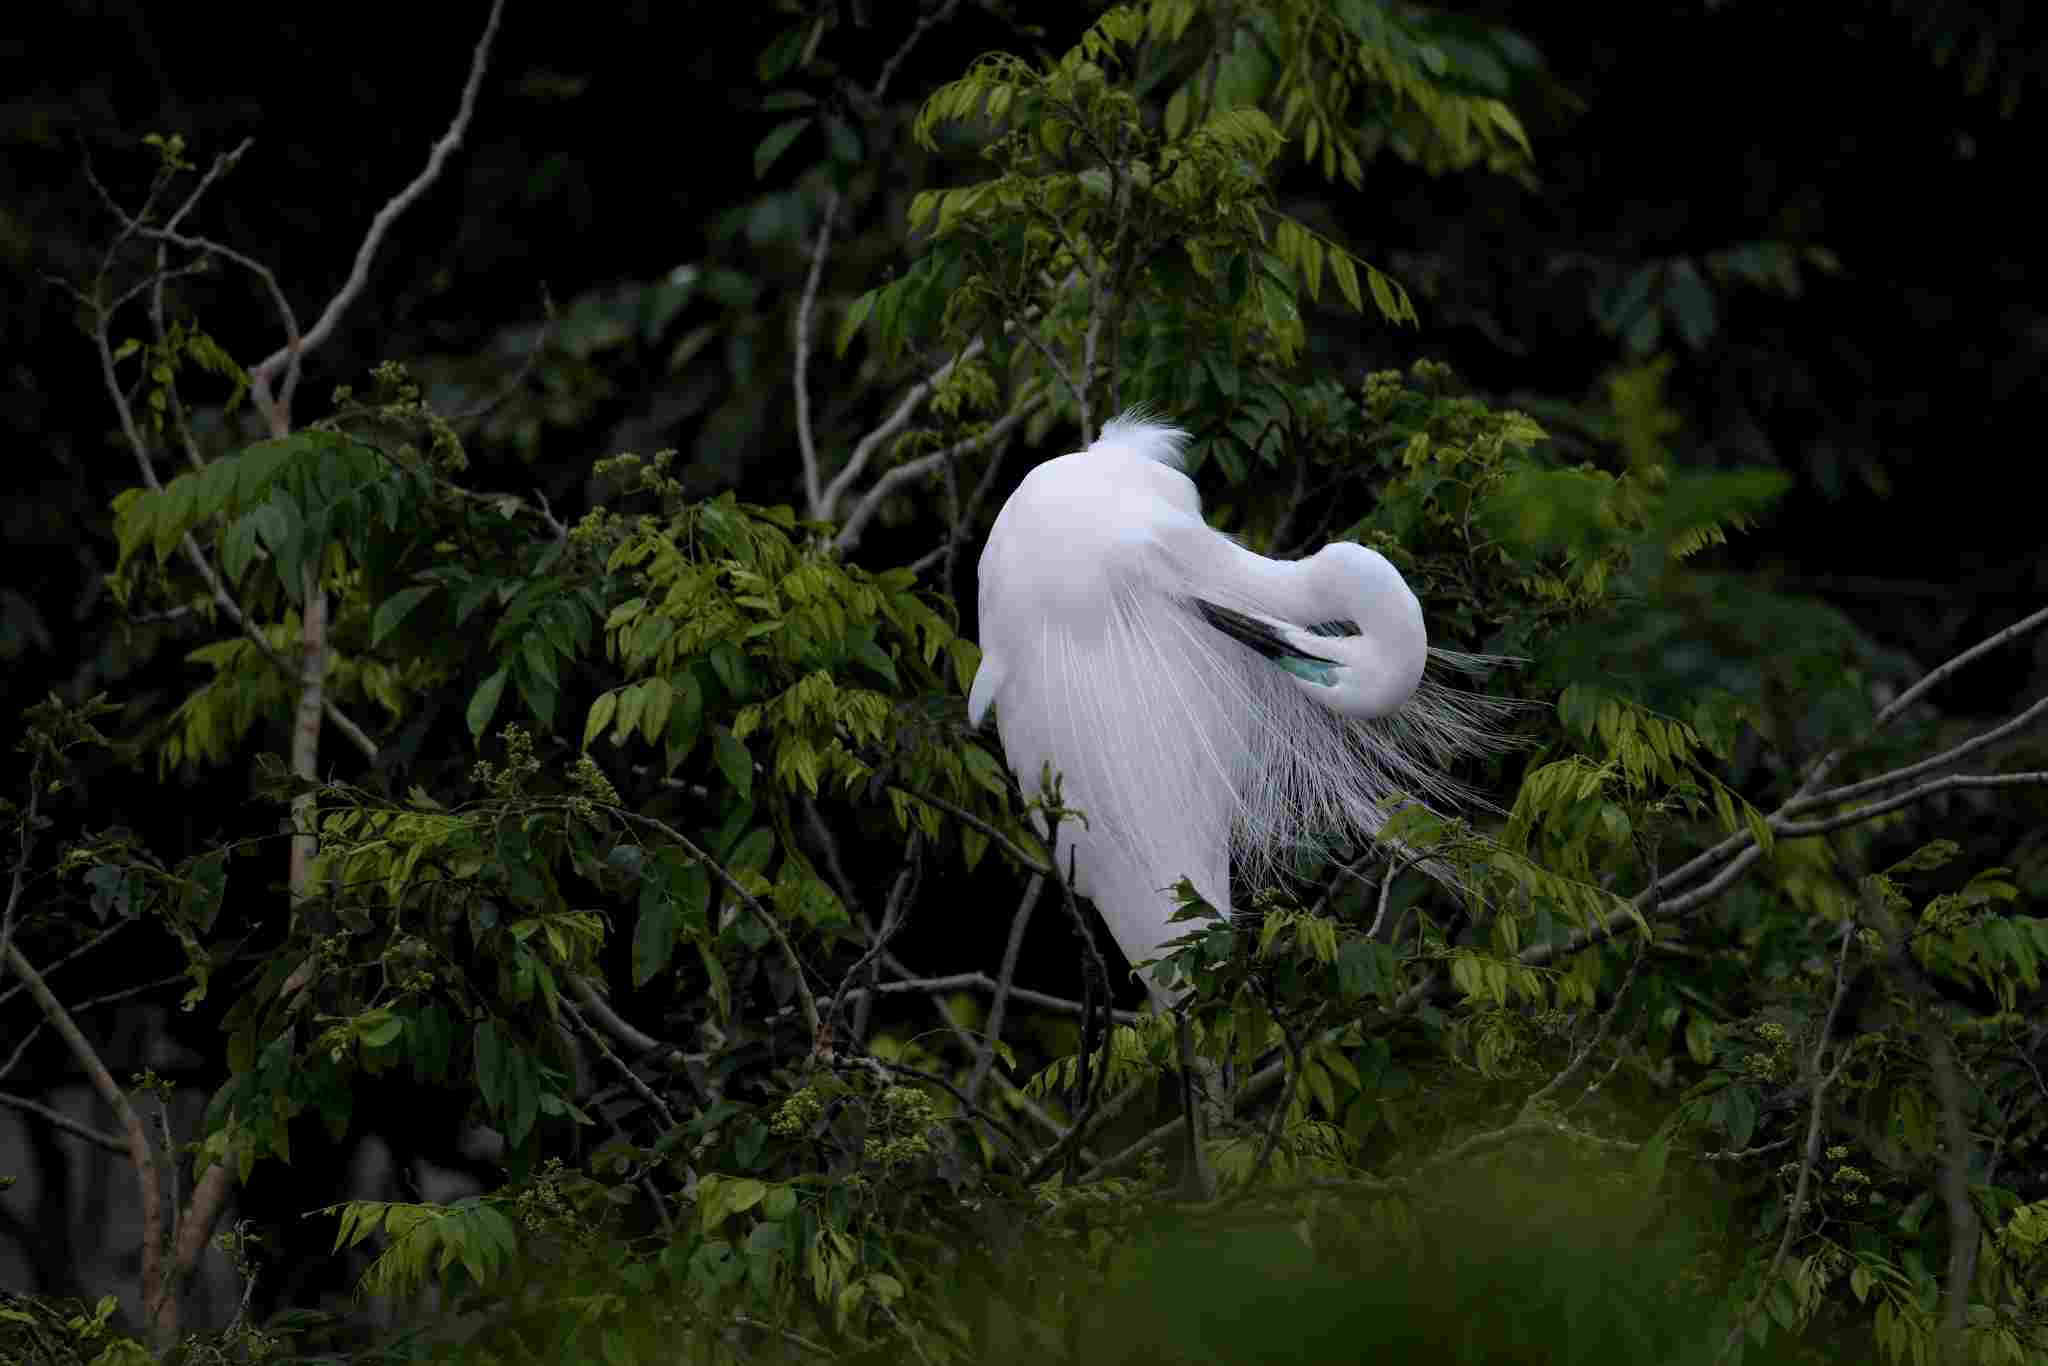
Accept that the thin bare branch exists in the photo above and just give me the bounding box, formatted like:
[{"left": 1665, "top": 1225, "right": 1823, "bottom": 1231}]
[
  {"left": 0, "top": 1090, "right": 129, "bottom": 1156},
  {"left": 830, "top": 969, "right": 1140, "bottom": 1025},
  {"left": 852, "top": 1055, "right": 1031, "bottom": 1166},
  {"left": 247, "top": 0, "right": 506, "bottom": 431},
  {"left": 1775, "top": 770, "right": 2048, "bottom": 837},
  {"left": 795, "top": 191, "right": 843, "bottom": 518},
  {"left": 834, "top": 391, "right": 1049, "bottom": 552},
  {"left": 872, "top": 0, "right": 962, "bottom": 103},
  {"left": 564, "top": 1000, "right": 675, "bottom": 1130},
  {"left": 1022, "top": 848, "right": 1116, "bottom": 1184},
  {"left": 820, "top": 337, "right": 987, "bottom": 518},
  {"left": 885, "top": 784, "right": 1050, "bottom": 877},
  {"left": 827, "top": 833, "right": 923, "bottom": 1039},
  {"left": 3, "top": 940, "right": 167, "bottom": 1334},
  {"left": 967, "top": 875, "right": 1044, "bottom": 1103},
  {"left": 0, "top": 919, "right": 135, "bottom": 1018},
  {"left": 1235, "top": 994, "right": 1311, "bottom": 1195},
  {"left": 448, "top": 287, "right": 557, "bottom": 424},
  {"left": 909, "top": 413, "right": 1021, "bottom": 582},
  {"left": 1796, "top": 603, "right": 2048, "bottom": 801},
  {"left": 0, "top": 753, "right": 48, "bottom": 974},
  {"left": 1528, "top": 932, "right": 1647, "bottom": 1111},
  {"left": 1784, "top": 693, "right": 2048, "bottom": 817},
  {"left": 736, "top": 1313, "right": 837, "bottom": 1359},
  {"left": 610, "top": 806, "right": 822, "bottom": 1040},
  {"left": 1715, "top": 919, "right": 1857, "bottom": 1365},
  {"left": 135, "top": 224, "right": 301, "bottom": 351},
  {"left": 568, "top": 973, "right": 680, "bottom": 1065}
]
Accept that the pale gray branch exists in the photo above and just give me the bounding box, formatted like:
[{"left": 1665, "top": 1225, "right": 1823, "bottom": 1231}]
[
  {"left": 0, "top": 1090, "right": 130, "bottom": 1156},
  {"left": 795, "top": 190, "right": 843, "bottom": 519},
  {"left": 247, "top": 0, "right": 505, "bottom": 430},
  {"left": 833, "top": 391, "right": 1047, "bottom": 552},
  {"left": 820, "top": 337, "right": 987, "bottom": 519}
]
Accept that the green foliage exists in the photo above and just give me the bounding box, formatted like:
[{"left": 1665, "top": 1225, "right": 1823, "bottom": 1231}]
[
  {"left": 14, "top": 6, "right": 2042, "bottom": 1364},
  {"left": 112, "top": 428, "right": 432, "bottom": 599},
  {"left": 850, "top": 0, "right": 1495, "bottom": 429},
  {"left": 0, "top": 1294, "right": 159, "bottom": 1365},
  {"left": 327, "top": 1196, "right": 522, "bottom": 1300}
]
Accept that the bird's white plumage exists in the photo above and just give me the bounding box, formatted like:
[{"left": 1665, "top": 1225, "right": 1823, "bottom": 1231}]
[{"left": 970, "top": 412, "right": 1502, "bottom": 1004}]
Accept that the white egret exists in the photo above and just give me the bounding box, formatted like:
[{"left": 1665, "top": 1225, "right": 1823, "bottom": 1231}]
[{"left": 968, "top": 411, "right": 1504, "bottom": 1005}]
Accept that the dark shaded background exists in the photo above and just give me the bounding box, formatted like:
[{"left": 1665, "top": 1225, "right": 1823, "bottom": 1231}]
[{"left": 3, "top": 0, "right": 2044, "bottom": 1327}]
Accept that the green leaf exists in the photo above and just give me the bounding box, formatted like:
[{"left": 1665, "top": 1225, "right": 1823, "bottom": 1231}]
[
  {"left": 371, "top": 585, "right": 436, "bottom": 648},
  {"left": 836, "top": 289, "right": 876, "bottom": 357},
  {"left": 635, "top": 871, "right": 681, "bottom": 987},
  {"left": 708, "top": 642, "right": 750, "bottom": 699},
  {"left": 1684, "top": 1013, "right": 1716, "bottom": 1065},
  {"left": 849, "top": 629, "right": 898, "bottom": 687},
  {"left": 734, "top": 1120, "right": 769, "bottom": 1170},
  {"left": 729, "top": 828, "right": 774, "bottom": 875},
  {"left": 1723, "top": 1085, "right": 1758, "bottom": 1150},
  {"left": 467, "top": 666, "right": 509, "bottom": 743},
  {"left": 358, "top": 1012, "right": 405, "bottom": 1048},
  {"left": 675, "top": 862, "right": 710, "bottom": 932},
  {"left": 713, "top": 728, "right": 753, "bottom": 800},
  {"left": 498, "top": 823, "right": 546, "bottom": 901},
  {"left": 754, "top": 117, "right": 812, "bottom": 179},
  {"left": 1886, "top": 840, "right": 1960, "bottom": 877},
  {"left": 1336, "top": 938, "right": 1388, "bottom": 998},
  {"left": 756, "top": 22, "right": 811, "bottom": 82},
  {"left": 221, "top": 512, "right": 260, "bottom": 585},
  {"left": 583, "top": 692, "right": 618, "bottom": 751},
  {"left": 697, "top": 1174, "right": 767, "bottom": 1232},
  {"left": 667, "top": 672, "right": 704, "bottom": 770},
  {"left": 475, "top": 1021, "right": 505, "bottom": 1111},
  {"left": 641, "top": 675, "right": 674, "bottom": 745},
  {"left": 251, "top": 496, "right": 299, "bottom": 581}
]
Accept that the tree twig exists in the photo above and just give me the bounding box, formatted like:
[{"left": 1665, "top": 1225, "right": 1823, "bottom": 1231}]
[
  {"left": 795, "top": 191, "right": 844, "bottom": 518},
  {"left": 819, "top": 338, "right": 989, "bottom": 524},
  {"left": 833, "top": 390, "right": 1049, "bottom": 552},
  {"left": 246, "top": 0, "right": 506, "bottom": 432},
  {"left": 829, "top": 969, "right": 1139, "bottom": 1025},
  {"left": 610, "top": 807, "right": 822, "bottom": 1040},
  {"left": 0, "top": 1089, "right": 129, "bottom": 1156},
  {"left": 3, "top": 941, "right": 167, "bottom": 1334},
  {"left": 967, "top": 875, "right": 1044, "bottom": 1104},
  {"left": 1794, "top": 603, "right": 2048, "bottom": 801},
  {"left": 1715, "top": 918, "right": 1857, "bottom": 1365},
  {"left": 827, "top": 833, "right": 923, "bottom": 1042}
]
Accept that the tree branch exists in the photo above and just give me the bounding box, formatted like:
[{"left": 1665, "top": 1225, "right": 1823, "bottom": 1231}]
[
  {"left": 3, "top": 941, "right": 167, "bottom": 1337},
  {"left": 795, "top": 191, "right": 844, "bottom": 519},
  {"left": 967, "top": 875, "right": 1043, "bottom": 1104},
  {"left": 833, "top": 390, "right": 1048, "bottom": 553},
  {"left": 820, "top": 337, "right": 987, "bottom": 519},
  {"left": 246, "top": 0, "right": 506, "bottom": 432},
  {"left": 1715, "top": 919, "right": 1857, "bottom": 1365},
  {"left": 0, "top": 1089, "right": 129, "bottom": 1156},
  {"left": 1794, "top": 603, "right": 2048, "bottom": 801},
  {"left": 610, "top": 807, "right": 822, "bottom": 1041}
]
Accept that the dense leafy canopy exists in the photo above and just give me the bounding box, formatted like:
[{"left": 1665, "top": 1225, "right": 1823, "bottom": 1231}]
[{"left": 4, "top": 3, "right": 2046, "bottom": 1366}]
